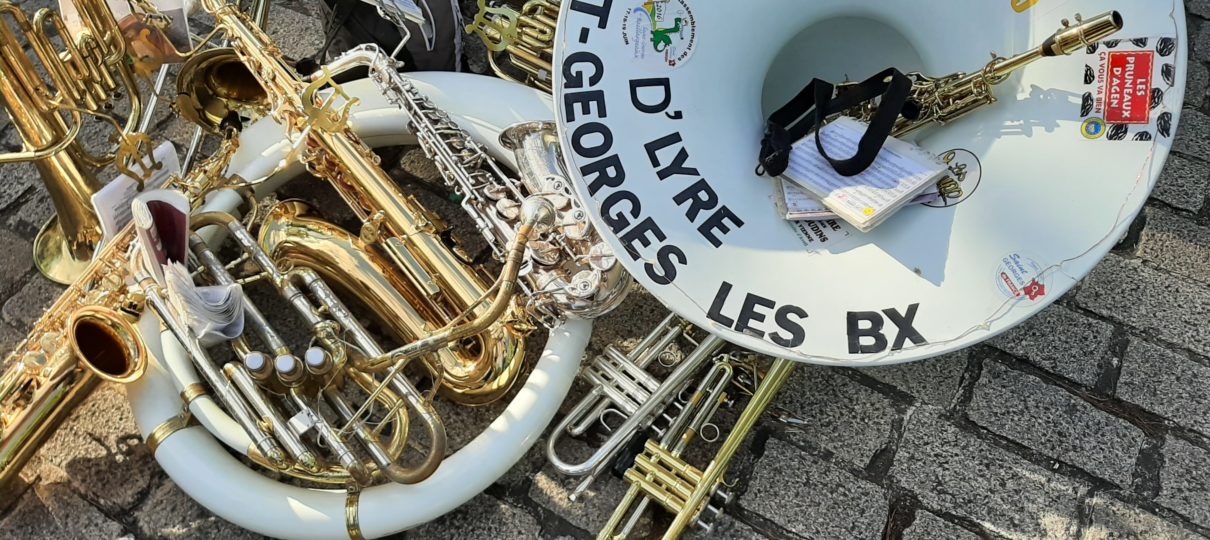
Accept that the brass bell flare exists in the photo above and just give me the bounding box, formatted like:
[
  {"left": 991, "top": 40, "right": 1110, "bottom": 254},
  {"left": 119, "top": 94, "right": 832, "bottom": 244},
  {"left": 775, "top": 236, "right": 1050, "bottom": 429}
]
[
  {"left": 68, "top": 305, "right": 147, "bottom": 384},
  {"left": 176, "top": 48, "right": 269, "bottom": 134}
]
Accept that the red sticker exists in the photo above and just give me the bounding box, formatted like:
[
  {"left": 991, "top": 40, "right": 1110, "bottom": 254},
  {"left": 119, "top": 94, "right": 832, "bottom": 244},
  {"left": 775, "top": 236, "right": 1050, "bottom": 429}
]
[{"left": 1105, "top": 51, "right": 1154, "bottom": 124}]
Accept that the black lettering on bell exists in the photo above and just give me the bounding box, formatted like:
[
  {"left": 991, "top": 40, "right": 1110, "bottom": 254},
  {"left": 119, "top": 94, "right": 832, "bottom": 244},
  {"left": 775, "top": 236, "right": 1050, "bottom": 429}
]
[
  {"left": 618, "top": 217, "right": 665, "bottom": 259},
  {"left": 581, "top": 154, "right": 626, "bottom": 196},
  {"left": 630, "top": 78, "right": 672, "bottom": 114},
  {"left": 697, "top": 207, "right": 745, "bottom": 248},
  {"left": 600, "top": 190, "right": 640, "bottom": 232},
  {"left": 707, "top": 281, "right": 735, "bottom": 328},
  {"left": 671, "top": 179, "right": 718, "bottom": 222},
  {"left": 643, "top": 133, "right": 699, "bottom": 180},
  {"left": 771, "top": 305, "right": 808, "bottom": 348},
  {"left": 847, "top": 311, "right": 887, "bottom": 354},
  {"left": 569, "top": 0, "right": 612, "bottom": 29},
  {"left": 736, "top": 292, "right": 775, "bottom": 338},
  {"left": 571, "top": 122, "right": 613, "bottom": 159},
  {"left": 562, "top": 51, "right": 603, "bottom": 89},
  {"left": 564, "top": 90, "right": 607, "bottom": 122},
  {"left": 646, "top": 244, "right": 686, "bottom": 285},
  {"left": 883, "top": 303, "right": 926, "bottom": 350}
]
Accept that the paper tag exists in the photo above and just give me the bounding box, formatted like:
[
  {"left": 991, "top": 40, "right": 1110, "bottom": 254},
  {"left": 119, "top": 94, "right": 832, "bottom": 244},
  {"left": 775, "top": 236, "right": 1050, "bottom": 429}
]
[
  {"left": 288, "top": 410, "right": 317, "bottom": 435},
  {"left": 782, "top": 117, "right": 946, "bottom": 232},
  {"left": 93, "top": 141, "right": 180, "bottom": 247}
]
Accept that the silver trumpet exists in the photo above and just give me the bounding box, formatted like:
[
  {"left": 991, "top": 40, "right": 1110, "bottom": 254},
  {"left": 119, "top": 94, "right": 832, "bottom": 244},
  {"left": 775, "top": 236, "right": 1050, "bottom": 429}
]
[{"left": 545, "top": 314, "right": 727, "bottom": 499}]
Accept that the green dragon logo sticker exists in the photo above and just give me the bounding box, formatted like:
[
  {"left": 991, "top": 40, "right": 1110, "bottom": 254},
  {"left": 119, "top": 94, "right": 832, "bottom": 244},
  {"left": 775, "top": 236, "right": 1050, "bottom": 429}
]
[{"left": 622, "top": 0, "right": 697, "bottom": 70}]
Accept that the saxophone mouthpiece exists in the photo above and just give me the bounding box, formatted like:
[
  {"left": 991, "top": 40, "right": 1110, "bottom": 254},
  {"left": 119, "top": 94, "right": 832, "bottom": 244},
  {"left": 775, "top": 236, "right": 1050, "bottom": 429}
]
[{"left": 1043, "top": 11, "right": 1124, "bottom": 56}]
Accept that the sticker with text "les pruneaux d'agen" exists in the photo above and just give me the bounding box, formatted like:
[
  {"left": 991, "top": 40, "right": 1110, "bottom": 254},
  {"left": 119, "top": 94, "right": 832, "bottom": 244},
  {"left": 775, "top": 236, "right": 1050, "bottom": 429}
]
[{"left": 1078, "top": 37, "right": 1178, "bottom": 142}]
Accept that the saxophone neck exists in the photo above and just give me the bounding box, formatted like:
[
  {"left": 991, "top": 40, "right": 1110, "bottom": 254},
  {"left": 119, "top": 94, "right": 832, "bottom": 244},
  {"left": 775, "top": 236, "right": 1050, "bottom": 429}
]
[{"left": 984, "top": 10, "right": 1123, "bottom": 84}]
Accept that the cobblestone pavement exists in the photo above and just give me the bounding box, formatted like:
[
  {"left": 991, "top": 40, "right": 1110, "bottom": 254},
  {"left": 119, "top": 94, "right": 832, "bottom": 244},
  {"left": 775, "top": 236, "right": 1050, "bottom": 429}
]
[{"left": 1, "top": 1, "right": 1210, "bottom": 539}]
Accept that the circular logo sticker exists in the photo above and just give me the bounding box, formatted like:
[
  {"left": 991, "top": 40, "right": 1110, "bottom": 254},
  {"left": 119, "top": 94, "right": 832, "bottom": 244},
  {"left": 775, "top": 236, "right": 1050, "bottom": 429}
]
[
  {"left": 994, "top": 252, "right": 1049, "bottom": 302},
  {"left": 924, "top": 149, "right": 983, "bottom": 208},
  {"left": 621, "top": 0, "right": 697, "bottom": 70},
  {"left": 1081, "top": 117, "right": 1107, "bottom": 139}
]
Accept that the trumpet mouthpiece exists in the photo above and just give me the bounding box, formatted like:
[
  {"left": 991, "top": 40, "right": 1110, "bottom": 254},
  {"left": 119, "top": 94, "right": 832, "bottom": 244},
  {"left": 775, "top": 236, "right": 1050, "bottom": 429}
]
[{"left": 1044, "top": 11, "right": 1124, "bottom": 56}]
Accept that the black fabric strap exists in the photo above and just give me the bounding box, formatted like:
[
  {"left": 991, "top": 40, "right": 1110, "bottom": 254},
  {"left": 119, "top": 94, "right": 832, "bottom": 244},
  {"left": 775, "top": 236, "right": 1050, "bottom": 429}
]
[{"left": 757, "top": 68, "right": 918, "bottom": 178}]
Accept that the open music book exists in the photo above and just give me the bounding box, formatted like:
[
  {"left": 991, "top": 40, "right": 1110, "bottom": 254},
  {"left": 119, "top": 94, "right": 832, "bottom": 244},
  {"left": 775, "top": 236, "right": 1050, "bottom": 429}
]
[
  {"left": 133, "top": 189, "right": 244, "bottom": 345},
  {"left": 780, "top": 117, "right": 948, "bottom": 232}
]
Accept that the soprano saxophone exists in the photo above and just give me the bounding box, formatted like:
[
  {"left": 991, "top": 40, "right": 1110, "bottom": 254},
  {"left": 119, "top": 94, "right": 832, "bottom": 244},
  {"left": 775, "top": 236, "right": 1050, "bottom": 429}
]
[{"left": 842, "top": 11, "right": 1124, "bottom": 137}]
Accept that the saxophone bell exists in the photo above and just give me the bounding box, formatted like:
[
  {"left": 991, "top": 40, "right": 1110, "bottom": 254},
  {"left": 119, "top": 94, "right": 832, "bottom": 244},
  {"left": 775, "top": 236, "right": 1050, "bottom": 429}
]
[{"left": 68, "top": 305, "right": 147, "bottom": 384}]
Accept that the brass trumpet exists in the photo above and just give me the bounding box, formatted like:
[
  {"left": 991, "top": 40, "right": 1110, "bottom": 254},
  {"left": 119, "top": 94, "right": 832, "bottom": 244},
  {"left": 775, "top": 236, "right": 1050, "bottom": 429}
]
[{"left": 548, "top": 315, "right": 797, "bottom": 538}]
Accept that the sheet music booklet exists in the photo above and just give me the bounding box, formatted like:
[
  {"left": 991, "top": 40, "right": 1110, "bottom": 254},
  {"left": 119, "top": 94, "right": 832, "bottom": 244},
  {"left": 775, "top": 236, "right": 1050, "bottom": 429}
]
[
  {"left": 780, "top": 117, "right": 948, "bottom": 232},
  {"left": 132, "top": 189, "right": 244, "bottom": 346}
]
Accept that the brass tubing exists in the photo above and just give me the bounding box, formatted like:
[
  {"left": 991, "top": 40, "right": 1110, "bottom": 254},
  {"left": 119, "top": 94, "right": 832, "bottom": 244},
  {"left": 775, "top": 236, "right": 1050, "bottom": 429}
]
[
  {"left": 661, "top": 359, "right": 797, "bottom": 539},
  {"left": 372, "top": 198, "right": 557, "bottom": 368}
]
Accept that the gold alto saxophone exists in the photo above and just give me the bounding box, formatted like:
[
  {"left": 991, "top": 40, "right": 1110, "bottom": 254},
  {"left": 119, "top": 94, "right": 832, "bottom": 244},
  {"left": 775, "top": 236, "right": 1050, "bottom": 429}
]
[{"left": 0, "top": 140, "right": 236, "bottom": 489}]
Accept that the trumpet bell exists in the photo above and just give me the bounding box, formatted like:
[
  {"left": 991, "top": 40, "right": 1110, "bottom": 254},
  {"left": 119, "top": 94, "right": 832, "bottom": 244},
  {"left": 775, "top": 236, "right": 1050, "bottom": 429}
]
[
  {"left": 176, "top": 48, "right": 268, "bottom": 133},
  {"left": 69, "top": 305, "right": 146, "bottom": 384}
]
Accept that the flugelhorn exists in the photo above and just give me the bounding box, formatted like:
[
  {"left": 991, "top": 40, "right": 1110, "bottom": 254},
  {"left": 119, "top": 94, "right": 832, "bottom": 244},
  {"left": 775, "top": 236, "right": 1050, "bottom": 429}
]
[{"left": 0, "top": 0, "right": 148, "bottom": 283}]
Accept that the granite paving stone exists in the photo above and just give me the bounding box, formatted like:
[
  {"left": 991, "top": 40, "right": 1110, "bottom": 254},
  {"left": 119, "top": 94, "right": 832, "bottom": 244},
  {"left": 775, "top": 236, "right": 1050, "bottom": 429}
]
[
  {"left": 27, "top": 384, "right": 159, "bottom": 514},
  {"left": 0, "top": 162, "right": 36, "bottom": 212},
  {"left": 1083, "top": 495, "right": 1207, "bottom": 540},
  {"left": 1152, "top": 153, "right": 1210, "bottom": 213},
  {"left": 684, "top": 515, "right": 764, "bottom": 540},
  {"left": 771, "top": 365, "right": 900, "bottom": 468},
  {"left": 1076, "top": 254, "right": 1210, "bottom": 357},
  {"left": 1137, "top": 206, "right": 1210, "bottom": 285},
  {"left": 864, "top": 350, "right": 968, "bottom": 407},
  {"left": 1158, "top": 437, "right": 1210, "bottom": 528},
  {"left": 742, "top": 438, "right": 887, "bottom": 539},
  {"left": 134, "top": 479, "right": 263, "bottom": 540},
  {"left": 967, "top": 361, "right": 1145, "bottom": 485},
  {"left": 902, "top": 510, "right": 980, "bottom": 540},
  {"left": 33, "top": 480, "right": 128, "bottom": 539},
  {"left": 0, "top": 228, "right": 32, "bottom": 296},
  {"left": 891, "top": 406, "right": 1087, "bottom": 538},
  {"left": 0, "top": 492, "right": 66, "bottom": 539},
  {"left": 1175, "top": 109, "right": 1210, "bottom": 163},
  {"left": 0, "top": 321, "right": 25, "bottom": 354},
  {"left": 1196, "top": 23, "right": 1210, "bottom": 65},
  {"left": 1187, "top": 61, "right": 1210, "bottom": 111},
  {"left": 410, "top": 494, "right": 542, "bottom": 539},
  {"left": 1191, "top": 0, "right": 1210, "bottom": 18},
  {"left": 1, "top": 277, "right": 63, "bottom": 328},
  {"left": 988, "top": 303, "right": 1113, "bottom": 387},
  {"left": 1118, "top": 338, "right": 1210, "bottom": 435},
  {"left": 4, "top": 192, "right": 55, "bottom": 237}
]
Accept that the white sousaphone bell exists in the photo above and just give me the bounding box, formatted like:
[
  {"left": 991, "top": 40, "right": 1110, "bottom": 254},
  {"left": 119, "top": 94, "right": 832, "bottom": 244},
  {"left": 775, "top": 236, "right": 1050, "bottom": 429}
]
[{"left": 553, "top": 0, "right": 1187, "bottom": 367}]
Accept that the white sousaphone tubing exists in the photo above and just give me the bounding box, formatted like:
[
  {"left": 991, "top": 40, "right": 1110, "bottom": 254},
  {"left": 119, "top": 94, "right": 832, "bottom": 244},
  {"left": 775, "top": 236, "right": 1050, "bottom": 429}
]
[{"left": 126, "top": 73, "right": 594, "bottom": 539}]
